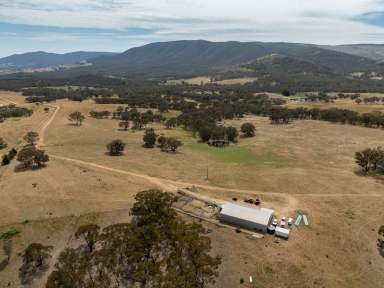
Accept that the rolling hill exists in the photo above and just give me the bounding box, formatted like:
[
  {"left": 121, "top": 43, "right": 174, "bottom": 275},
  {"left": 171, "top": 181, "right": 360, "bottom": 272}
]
[
  {"left": 0, "top": 51, "right": 116, "bottom": 71},
  {"left": 321, "top": 44, "right": 384, "bottom": 63}
]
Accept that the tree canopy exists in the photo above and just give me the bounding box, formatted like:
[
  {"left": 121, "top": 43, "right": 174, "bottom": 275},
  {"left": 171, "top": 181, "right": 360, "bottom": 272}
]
[{"left": 46, "top": 190, "right": 221, "bottom": 288}]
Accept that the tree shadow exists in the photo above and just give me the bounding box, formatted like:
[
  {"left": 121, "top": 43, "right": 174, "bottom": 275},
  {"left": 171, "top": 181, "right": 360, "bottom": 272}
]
[
  {"left": 67, "top": 123, "right": 82, "bottom": 127},
  {"left": 354, "top": 169, "right": 384, "bottom": 184},
  {"left": 104, "top": 152, "right": 124, "bottom": 157},
  {"left": 14, "top": 164, "right": 47, "bottom": 173},
  {"left": 0, "top": 240, "right": 12, "bottom": 272},
  {"left": 19, "top": 263, "right": 50, "bottom": 285}
]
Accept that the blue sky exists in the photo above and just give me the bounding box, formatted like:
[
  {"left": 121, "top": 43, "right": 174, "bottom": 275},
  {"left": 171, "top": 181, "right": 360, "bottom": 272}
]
[{"left": 1, "top": 0, "right": 384, "bottom": 57}]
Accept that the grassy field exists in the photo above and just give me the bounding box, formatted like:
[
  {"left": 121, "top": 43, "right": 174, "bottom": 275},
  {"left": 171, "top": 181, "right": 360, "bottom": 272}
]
[
  {"left": 0, "top": 91, "right": 384, "bottom": 287},
  {"left": 286, "top": 93, "right": 384, "bottom": 114},
  {"left": 187, "top": 143, "right": 293, "bottom": 167}
]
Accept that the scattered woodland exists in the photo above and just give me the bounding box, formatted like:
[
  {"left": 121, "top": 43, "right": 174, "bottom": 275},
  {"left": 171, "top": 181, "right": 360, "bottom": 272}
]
[{"left": 1, "top": 48, "right": 384, "bottom": 287}]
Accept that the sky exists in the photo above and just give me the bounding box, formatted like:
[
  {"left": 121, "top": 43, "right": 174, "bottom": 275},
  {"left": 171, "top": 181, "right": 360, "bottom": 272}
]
[{"left": 1, "top": 0, "right": 384, "bottom": 57}]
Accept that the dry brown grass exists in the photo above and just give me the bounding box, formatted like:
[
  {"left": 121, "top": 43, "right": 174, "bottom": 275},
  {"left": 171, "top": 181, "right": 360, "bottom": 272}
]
[
  {"left": 286, "top": 98, "right": 384, "bottom": 114},
  {"left": 1, "top": 92, "right": 384, "bottom": 287}
]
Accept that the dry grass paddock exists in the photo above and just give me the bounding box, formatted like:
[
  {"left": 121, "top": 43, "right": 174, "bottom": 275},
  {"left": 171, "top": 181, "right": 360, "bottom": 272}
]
[{"left": 0, "top": 91, "right": 383, "bottom": 287}]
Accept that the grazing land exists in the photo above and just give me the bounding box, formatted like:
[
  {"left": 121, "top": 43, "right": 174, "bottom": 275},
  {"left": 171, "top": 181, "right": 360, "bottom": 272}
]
[
  {"left": 0, "top": 91, "right": 384, "bottom": 287},
  {"left": 286, "top": 97, "right": 384, "bottom": 114}
]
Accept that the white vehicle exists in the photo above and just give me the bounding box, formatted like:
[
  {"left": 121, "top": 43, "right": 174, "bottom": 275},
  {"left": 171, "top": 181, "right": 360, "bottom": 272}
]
[
  {"left": 280, "top": 220, "right": 286, "bottom": 228},
  {"left": 272, "top": 218, "right": 278, "bottom": 226},
  {"left": 287, "top": 218, "right": 293, "bottom": 226},
  {"left": 281, "top": 216, "right": 286, "bottom": 221}
]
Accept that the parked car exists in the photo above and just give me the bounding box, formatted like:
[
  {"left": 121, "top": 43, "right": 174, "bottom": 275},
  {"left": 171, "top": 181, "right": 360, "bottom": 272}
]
[
  {"left": 272, "top": 218, "right": 278, "bottom": 226},
  {"left": 288, "top": 218, "right": 293, "bottom": 226},
  {"left": 280, "top": 220, "right": 286, "bottom": 228},
  {"left": 267, "top": 225, "right": 276, "bottom": 234}
]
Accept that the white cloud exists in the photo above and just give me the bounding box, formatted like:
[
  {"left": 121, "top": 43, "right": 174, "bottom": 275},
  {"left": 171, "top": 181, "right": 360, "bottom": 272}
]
[{"left": 1, "top": 0, "right": 384, "bottom": 56}]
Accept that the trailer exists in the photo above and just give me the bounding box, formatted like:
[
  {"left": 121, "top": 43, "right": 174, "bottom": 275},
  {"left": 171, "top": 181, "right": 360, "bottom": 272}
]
[{"left": 275, "top": 227, "right": 290, "bottom": 239}]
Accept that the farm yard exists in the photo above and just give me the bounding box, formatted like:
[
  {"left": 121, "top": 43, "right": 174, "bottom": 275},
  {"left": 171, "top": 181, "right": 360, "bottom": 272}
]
[{"left": 0, "top": 91, "right": 384, "bottom": 287}]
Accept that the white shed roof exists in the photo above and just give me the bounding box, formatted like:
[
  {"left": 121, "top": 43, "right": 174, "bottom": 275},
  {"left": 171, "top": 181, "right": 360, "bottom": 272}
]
[{"left": 220, "top": 202, "right": 274, "bottom": 226}]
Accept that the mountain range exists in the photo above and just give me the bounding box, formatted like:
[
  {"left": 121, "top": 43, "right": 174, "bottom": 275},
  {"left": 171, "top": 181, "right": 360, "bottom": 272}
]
[{"left": 1, "top": 41, "right": 384, "bottom": 79}]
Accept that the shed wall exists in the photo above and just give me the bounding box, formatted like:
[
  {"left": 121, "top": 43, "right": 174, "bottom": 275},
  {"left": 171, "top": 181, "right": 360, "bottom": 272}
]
[{"left": 219, "top": 213, "right": 270, "bottom": 232}]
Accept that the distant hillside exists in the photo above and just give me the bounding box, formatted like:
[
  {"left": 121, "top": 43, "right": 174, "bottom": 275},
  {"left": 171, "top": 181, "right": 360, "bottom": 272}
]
[
  {"left": 87, "top": 40, "right": 383, "bottom": 77},
  {"left": 243, "top": 53, "right": 333, "bottom": 76},
  {"left": 321, "top": 44, "right": 384, "bottom": 63},
  {"left": 0, "top": 51, "right": 116, "bottom": 71}
]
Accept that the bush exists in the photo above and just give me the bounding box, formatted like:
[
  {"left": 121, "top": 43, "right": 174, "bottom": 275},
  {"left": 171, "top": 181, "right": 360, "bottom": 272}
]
[
  {"left": 0, "top": 137, "right": 7, "bottom": 150},
  {"left": 107, "top": 139, "right": 126, "bottom": 156},
  {"left": 1, "top": 154, "right": 10, "bottom": 166},
  {"left": 8, "top": 148, "right": 17, "bottom": 159},
  {"left": 143, "top": 129, "right": 157, "bottom": 148},
  {"left": 241, "top": 123, "right": 255, "bottom": 137},
  {"left": 1, "top": 148, "right": 17, "bottom": 166}
]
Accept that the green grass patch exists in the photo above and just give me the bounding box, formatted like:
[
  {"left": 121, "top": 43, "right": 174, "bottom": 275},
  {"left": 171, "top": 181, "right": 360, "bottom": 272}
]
[
  {"left": 187, "top": 143, "right": 292, "bottom": 167},
  {"left": 263, "top": 264, "right": 274, "bottom": 275},
  {"left": 0, "top": 229, "right": 21, "bottom": 241}
]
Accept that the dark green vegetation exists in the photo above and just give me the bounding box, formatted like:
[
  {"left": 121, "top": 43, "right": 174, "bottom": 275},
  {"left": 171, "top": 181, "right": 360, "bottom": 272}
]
[
  {"left": 107, "top": 139, "right": 126, "bottom": 156},
  {"left": 157, "top": 136, "right": 183, "bottom": 153},
  {"left": 198, "top": 126, "right": 238, "bottom": 147},
  {"left": 355, "top": 147, "right": 384, "bottom": 175},
  {"left": 43, "top": 190, "right": 221, "bottom": 288},
  {"left": 0, "top": 137, "right": 7, "bottom": 150},
  {"left": 0, "top": 229, "right": 20, "bottom": 241},
  {"left": 240, "top": 123, "right": 255, "bottom": 138},
  {"left": 23, "top": 87, "right": 113, "bottom": 103},
  {"left": 68, "top": 112, "right": 85, "bottom": 126},
  {"left": 0, "top": 104, "right": 33, "bottom": 122},
  {"left": 1, "top": 148, "right": 17, "bottom": 166},
  {"left": 16, "top": 132, "right": 49, "bottom": 170},
  {"left": 269, "top": 106, "right": 384, "bottom": 128},
  {"left": 143, "top": 128, "right": 158, "bottom": 148}
]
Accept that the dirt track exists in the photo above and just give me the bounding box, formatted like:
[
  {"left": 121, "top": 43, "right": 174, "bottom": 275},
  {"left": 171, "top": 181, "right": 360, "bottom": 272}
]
[{"left": 38, "top": 104, "right": 381, "bottom": 212}]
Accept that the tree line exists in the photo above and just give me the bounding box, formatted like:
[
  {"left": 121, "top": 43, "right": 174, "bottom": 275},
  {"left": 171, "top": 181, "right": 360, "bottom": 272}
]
[
  {"left": 23, "top": 87, "right": 113, "bottom": 103},
  {"left": 0, "top": 104, "right": 33, "bottom": 122},
  {"left": 269, "top": 106, "right": 384, "bottom": 128}
]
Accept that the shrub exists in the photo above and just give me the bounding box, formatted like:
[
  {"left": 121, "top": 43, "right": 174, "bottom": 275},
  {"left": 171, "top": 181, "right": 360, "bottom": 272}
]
[
  {"left": 1, "top": 154, "right": 10, "bottom": 166},
  {"left": 1, "top": 148, "right": 17, "bottom": 166},
  {"left": 0, "top": 137, "right": 7, "bottom": 150},
  {"left": 107, "top": 139, "right": 126, "bottom": 156},
  {"left": 143, "top": 129, "right": 157, "bottom": 148},
  {"left": 241, "top": 123, "right": 255, "bottom": 137}
]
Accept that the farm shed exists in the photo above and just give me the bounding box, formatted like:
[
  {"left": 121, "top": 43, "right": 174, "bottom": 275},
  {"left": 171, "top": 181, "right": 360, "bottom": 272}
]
[
  {"left": 275, "top": 227, "right": 290, "bottom": 239},
  {"left": 219, "top": 203, "right": 274, "bottom": 232}
]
